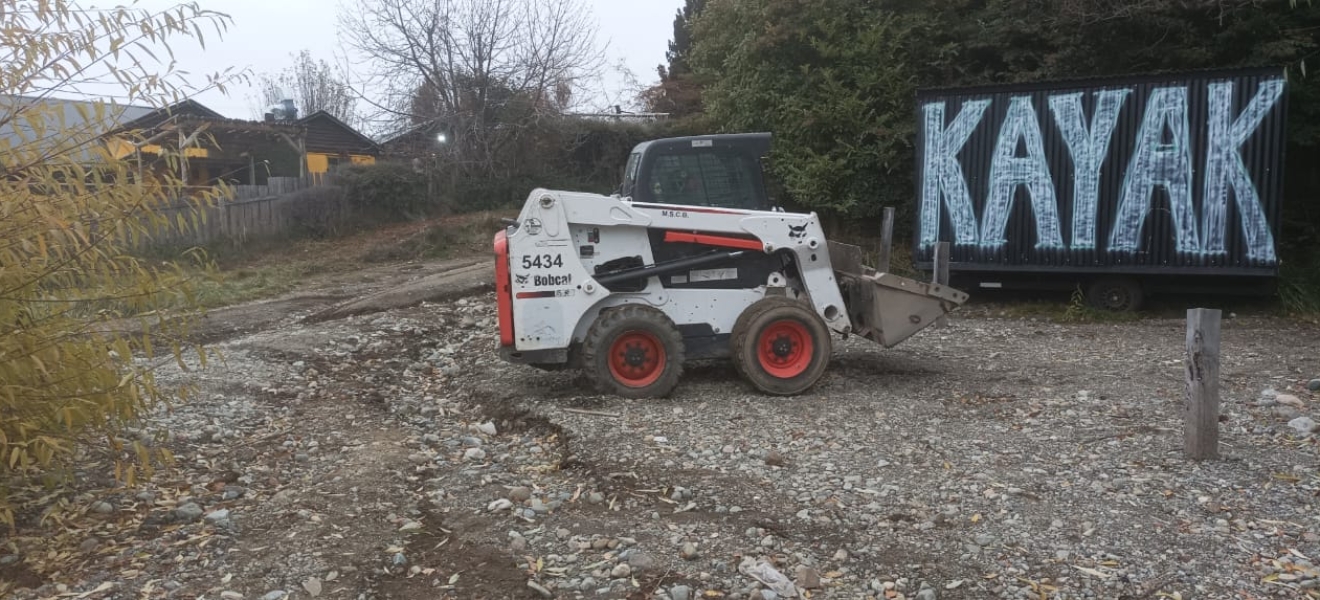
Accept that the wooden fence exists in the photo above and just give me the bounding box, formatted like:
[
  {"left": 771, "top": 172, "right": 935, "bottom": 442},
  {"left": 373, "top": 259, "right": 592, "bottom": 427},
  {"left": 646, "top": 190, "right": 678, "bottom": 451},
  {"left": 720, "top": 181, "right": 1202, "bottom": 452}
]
[{"left": 146, "top": 175, "right": 346, "bottom": 247}]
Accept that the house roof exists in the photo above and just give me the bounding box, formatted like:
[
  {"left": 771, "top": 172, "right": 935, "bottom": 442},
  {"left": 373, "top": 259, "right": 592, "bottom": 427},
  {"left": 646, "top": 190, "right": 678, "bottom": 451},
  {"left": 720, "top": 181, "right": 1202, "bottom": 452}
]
[
  {"left": 297, "top": 110, "right": 380, "bottom": 155},
  {"left": 0, "top": 95, "right": 156, "bottom": 162},
  {"left": 117, "top": 98, "right": 226, "bottom": 131}
]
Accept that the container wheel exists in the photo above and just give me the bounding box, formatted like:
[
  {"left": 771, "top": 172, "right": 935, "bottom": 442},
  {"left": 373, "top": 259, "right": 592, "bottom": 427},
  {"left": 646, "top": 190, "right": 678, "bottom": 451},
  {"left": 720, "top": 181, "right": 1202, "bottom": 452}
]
[
  {"left": 581, "top": 305, "right": 684, "bottom": 398},
  {"left": 1086, "top": 278, "right": 1144, "bottom": 312},
  {"left": 731, "top": 296, "right": 832, "bottom": 396}
]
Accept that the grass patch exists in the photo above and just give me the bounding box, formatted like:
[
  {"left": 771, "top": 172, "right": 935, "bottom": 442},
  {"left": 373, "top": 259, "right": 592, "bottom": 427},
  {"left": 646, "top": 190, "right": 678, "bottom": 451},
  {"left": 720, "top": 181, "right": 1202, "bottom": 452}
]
[
  {"left": 134, "top": 210, "right": 516, "bottom": 312},
  {"left": 360, "top": 211, "right": 509, "bottom": 264},
  {"left": 188, "top": 265, "right": 311, "bottom": 308},
  {"left": 1280, "top": 261, "right": 1320, "bottom": 320}
]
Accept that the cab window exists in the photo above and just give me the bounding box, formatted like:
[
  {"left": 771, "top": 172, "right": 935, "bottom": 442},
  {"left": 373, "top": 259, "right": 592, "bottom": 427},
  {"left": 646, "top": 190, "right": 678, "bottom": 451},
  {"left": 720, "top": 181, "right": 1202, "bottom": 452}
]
[{"left": 646, "top": 150, "right": 760, "bottom": 209}]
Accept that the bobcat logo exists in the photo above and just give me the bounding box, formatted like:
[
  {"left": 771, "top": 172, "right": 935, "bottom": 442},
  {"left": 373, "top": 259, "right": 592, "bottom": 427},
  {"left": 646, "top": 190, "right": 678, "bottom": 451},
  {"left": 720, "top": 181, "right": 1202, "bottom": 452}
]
[
  {"left": 788, "top": 224, "right": 808, "bottom": 239},
  {"left": 515, "top": 273, "right": 529, "bottom": 285}
]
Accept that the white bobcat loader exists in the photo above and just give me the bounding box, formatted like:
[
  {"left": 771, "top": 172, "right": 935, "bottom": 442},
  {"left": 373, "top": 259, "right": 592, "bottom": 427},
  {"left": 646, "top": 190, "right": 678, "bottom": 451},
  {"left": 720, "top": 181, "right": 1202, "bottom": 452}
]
[{"left": 493, "top": 133, "right": 967, "bottom": 397}]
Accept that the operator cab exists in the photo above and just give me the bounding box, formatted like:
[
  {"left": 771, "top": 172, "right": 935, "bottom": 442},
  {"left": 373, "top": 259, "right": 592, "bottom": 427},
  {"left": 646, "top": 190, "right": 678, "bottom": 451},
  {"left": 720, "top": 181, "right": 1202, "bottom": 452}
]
[{"left": 618, "top": 133, "right": 775, "bottom": 211}]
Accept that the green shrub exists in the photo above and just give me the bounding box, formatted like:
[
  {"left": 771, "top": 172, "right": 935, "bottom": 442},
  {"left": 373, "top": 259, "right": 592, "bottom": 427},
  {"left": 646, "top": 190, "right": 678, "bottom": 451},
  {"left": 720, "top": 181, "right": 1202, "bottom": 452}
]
[{"left": 337, "top": 162, "right": 430, "bottom": 222}]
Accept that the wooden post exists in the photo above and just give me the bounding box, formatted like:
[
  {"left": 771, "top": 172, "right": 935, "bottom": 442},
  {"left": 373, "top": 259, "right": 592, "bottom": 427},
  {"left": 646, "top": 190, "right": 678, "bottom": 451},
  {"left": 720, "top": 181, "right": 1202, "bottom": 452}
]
[
  {"left": 933, "top": 241, "right": 950, "bottom": 328},
  {"left": 1184, "top": 308, "right": 1222, "bottom": 460},
  {"left": 877, "top": 206, "right": 895, "bottom": 274}
]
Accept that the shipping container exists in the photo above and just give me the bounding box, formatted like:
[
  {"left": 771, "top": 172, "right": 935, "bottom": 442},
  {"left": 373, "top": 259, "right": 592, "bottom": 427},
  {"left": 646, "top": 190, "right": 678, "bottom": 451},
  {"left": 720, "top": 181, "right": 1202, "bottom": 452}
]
[{"left": 911, "top": 67, "right": 1289, "bottom": 310}]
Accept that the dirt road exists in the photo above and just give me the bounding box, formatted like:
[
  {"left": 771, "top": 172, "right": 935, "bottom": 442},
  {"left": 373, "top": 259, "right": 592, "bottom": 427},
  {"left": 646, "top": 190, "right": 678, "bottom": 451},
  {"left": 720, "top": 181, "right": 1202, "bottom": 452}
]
[{"left": 4, "top": 260, "right": 1319, "bottom": 600}]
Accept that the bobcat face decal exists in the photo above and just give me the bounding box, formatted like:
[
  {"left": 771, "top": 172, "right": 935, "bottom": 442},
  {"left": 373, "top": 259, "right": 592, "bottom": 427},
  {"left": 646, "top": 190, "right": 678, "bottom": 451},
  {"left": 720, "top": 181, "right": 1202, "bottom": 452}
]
[
  {"left": 788, "top": 223, "right": 809, "bottom": 239},
  {"left": 515, "top": 273, "right": 529, "bottom": 285}
]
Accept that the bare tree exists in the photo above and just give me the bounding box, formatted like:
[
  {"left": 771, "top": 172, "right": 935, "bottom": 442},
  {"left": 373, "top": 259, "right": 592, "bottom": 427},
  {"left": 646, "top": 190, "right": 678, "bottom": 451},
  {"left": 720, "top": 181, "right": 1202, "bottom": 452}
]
[
  {"left": 256, "top": 50, "right": 357, "bottom": 124},
  {"left": 339, "top": 0, "right": 603, "bottom": 172}
]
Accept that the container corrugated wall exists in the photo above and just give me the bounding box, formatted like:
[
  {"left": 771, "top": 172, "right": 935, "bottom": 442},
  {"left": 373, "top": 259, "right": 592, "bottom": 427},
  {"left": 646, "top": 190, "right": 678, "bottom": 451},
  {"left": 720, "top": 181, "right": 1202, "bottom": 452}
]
[{"left": 911, "top": 67, "right": 1288, "bottom": 277}]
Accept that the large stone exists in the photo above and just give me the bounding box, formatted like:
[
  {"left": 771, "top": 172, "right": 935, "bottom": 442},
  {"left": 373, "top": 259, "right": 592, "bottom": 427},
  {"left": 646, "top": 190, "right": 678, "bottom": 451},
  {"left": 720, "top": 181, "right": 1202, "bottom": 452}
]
[
  {"left": 173, "top": 503, "right": 204, "bottom": 522},
  {"left": 629, "top": 552, "right": 658, "bottom": 573},
  {"left": 509, "top": 486, "right": 533, "bottom": 503},
  {"left": 610, "top": 563, "right": 631, "bottom": 578},
  {"left": 794, "top": 566, "right": 821, "bottom": 589},
  {"left": 205, "top": 509, "right": 232, "bottom": 527},
  {"left": 1289, "top": 416, "right": 1318, "bottom": 435}
]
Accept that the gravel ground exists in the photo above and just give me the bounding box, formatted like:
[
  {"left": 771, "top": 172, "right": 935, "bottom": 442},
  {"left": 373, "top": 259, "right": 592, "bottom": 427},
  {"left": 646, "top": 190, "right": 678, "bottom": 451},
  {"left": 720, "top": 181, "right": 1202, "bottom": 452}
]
[{"left": 3, "top": 286, "right": 1319, "bottom": 600}]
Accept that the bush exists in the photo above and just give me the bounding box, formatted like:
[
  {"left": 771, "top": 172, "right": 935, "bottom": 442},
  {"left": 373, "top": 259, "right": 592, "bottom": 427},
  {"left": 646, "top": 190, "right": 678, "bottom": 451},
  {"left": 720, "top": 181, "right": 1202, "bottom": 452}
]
[
  {"left": 336, "top": 162, "right": 430, "bottom": 222},
  {"left": 0, "top": 1, "right": 228, "bottom": 525}
]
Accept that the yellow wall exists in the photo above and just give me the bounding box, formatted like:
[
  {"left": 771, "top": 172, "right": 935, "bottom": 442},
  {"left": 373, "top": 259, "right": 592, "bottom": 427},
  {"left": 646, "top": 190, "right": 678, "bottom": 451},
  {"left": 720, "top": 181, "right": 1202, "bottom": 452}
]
[
  {"left": 306, "top": 152, "right": 376, "bottom": 173},
  {"left": 108, "top": 138, "right": 208, "bottom": 158},
  {"left": 306, "top": 153, "right": 329, "bottom": 173}
]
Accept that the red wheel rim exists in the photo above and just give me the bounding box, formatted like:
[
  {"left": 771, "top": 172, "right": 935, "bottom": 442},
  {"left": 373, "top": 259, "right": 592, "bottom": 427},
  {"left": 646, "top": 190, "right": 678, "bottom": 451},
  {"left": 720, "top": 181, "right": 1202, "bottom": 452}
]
[
  {"left": 608, "top": 330, "right": 666, "bottom": 388},
  {"left": 757, "top": 319, "right": 813, "bottom": 378}
]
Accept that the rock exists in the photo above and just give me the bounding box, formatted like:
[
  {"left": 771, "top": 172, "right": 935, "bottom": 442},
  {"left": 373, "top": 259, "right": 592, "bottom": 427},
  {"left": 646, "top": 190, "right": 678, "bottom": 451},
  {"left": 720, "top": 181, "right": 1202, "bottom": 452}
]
[
  {"left": 592, "top": 538, "right": 611, "bottom": 550},
  {"left": 220, "top": 592, "right": 243, "bottom": 600},
  {"left": 611, "top": 563, "right": 632, "bottom": 578},
  {"left": 587, "top": 492, "right": 605, "bottom": 504},
  {"left": 261, "top": 592, "right": 287, "bottom": 600},
  {"left": 463, "top": 447, "right": 487, "bottom": 461},
  {"left": 205, "top": 509, "right": 232, "bottom": 527},
  {"left": 946, "top": 580, "right": 965, "bottom": 590},
  {"left": 399, "top": 521, "right": 423, "bottom": 532},
  {"left": 510, "top": 536, "right": 528, "bottom": 552},
  {"left": 78, "top": 538, "right": 99, "bottom": 554},
  {"left": 761, "top": 535, "right": 776, "bottom": 548},
  {"left": 270, "top": 490, "right": 296, "bottom": 505},
  {"left": 556, "top": 528, "right": 571, "bottom": 539},
  {"left": 488, "top": 498, "right": 514, "bottom": 512},
  {"left": 670, "top": 585, "right": 692, "bottom": 600},
  {"left": 795, "top": 566, "right": 821, "bottom": 589},
  {"left": 509, "top": 486, "right": 533, "bottom": 503},
  {"left": 476, "top": 421, "right": 498, "bottom": 436},
  {"left": 1278, "top": 394, "right": 1305, "bottom": 408},
  {"left": 1309, "top": 379, "right": 1320, "bottom": 392},
  {"left": 173, "top": 502, "right": 204, "bottom": 522},
  {"left": 764, "top": 449, "right": 785, "bottom": 467},
  {"left": 135, "top": 490, "right": 156, "bottom": 503},
  {"left": 529, "top": 498, "right": 550, "bottom": 514},
  {"left": 1276, "top": 406, "right": 1304, "bottom": 420},
  {"left": 392, "top": 553, "right": 407, "bottom": 567},
  {"left": 527, "top": 581, "right": 554, "bottom": 598},
  {"left": 915, "top": 582, "right": 937, "bottom": 600},
  {"left": 629, "top": 552, "right": 658, "bottom": 573},
  {"left": 1259, "top": 389, "right": 1279, "bottom": 406},
  {"left": 833, "top": 549, "right": 849, "bottom": 562},
  {"left": 222, "top": 486, "right": 247, "bottom": 501},
  {"left": 974, "top": 534, "right": 996, "bottom": 546},
  {"left": 407, "top": 452, "right": 431, "bottom": 465},
  {"left": 302, "top": 578, "right": 323, "bottom": 597},
  {"left": 1289, "top": 416, "right": 1318, "bottom": 435},
  {"left": 90, "top": 501, "right": 114, "bottom": 515},
  {"left": 680, "top": 541, "right": 700, "bottom": 560}
]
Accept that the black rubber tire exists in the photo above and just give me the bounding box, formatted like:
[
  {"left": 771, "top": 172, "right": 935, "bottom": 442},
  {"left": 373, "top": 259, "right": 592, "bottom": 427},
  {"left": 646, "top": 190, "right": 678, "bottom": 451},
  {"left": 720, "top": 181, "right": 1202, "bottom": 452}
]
[
  {"left": 731, "top": 296, "right": 832, "bottom": 396},
  {"left": 580, "top": 305, "right": 684, "bottom": 399},
  {"left": 1086, "top": 278, "right": 1145, "bottom": 312}
]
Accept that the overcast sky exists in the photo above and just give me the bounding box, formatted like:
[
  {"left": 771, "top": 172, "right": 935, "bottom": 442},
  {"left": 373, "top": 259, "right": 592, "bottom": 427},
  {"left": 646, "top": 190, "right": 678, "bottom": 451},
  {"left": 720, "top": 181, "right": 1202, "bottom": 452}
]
[{"left": 111, "top": 0, "right": 683, "bottom": 119}]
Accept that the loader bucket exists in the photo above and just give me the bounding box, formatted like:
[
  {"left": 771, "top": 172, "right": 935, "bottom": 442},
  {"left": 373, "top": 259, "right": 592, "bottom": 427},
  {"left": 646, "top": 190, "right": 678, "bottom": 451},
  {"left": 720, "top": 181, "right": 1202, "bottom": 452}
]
[{"left": 838, "top": 272, "right": 968, "bottom": 347}]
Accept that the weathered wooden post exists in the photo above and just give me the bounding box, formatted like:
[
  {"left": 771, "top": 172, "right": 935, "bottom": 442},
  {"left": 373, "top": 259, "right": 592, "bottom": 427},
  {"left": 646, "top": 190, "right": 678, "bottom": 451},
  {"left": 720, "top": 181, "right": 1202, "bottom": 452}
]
[
  {"left": 933, "top": 241, "right": 950, "bottom": 328},
  {"left": 1184, "top": 308, "right": 1222, "bottom": 460},
  {"left": 877, "top": 206, "right": 895, "bottom": 274}
]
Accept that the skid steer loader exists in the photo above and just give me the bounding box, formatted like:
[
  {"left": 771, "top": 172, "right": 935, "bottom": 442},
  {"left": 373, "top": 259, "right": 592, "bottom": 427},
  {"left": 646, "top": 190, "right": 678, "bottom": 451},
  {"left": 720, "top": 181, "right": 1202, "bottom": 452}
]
[{"left": 493, "top": 133, "right": 967, "bottom": 397}]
